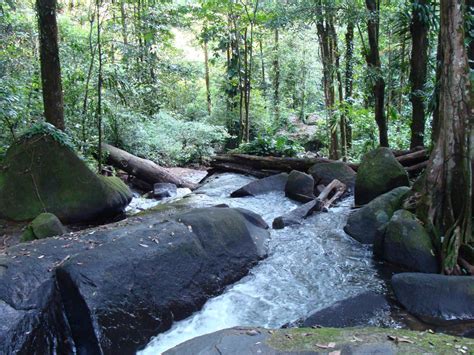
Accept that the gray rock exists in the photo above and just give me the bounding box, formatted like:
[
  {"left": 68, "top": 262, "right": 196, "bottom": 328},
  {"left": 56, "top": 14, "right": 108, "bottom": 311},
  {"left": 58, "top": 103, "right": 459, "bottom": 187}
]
[
  {"left": 153, "top": 183, "right": 178, "bottom": 199},
  {"left": 308, "top": 161, "right": 356, "bottom": 190},
  {"left": 231, "top": 173, "right": 288, "bottom": 197},
  {"left": 383, "top": 210, "right": 438, "bottom": 273},
  {"left": 344, "top": 187, "right": 410, "bottom": 244},
  {"left": 273, "top": 199, "right": 322, "bottom": 229},
  {"left": 285, "top": 170, "right": 315, "bottom": 203},
  {"left": 303, "top": 291, "right": 390, "bottom": 328},
  {"left": 355, "top": 147, "right": 409, "bottom": 205},
  {"left": 392, "top": 273, "right": 474, "bottom": 322},
  {"left": 0, "top": 207, "right": 269, "bottom": 354}
]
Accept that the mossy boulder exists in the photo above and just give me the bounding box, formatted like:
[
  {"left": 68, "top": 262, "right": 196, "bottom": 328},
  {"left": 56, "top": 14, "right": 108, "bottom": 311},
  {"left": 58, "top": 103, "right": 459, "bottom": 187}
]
[
  {"left": 308, "top": 161, "right": 356, "bottom": 190},
  {"left": 382, "top": 210, "right": 438, "bottom": 273},
  {"left": 165, "top": 326, "right": 474, "bottom": 354},
  {"left": 0, "top": 134, "right": 132, "bottom": 223},
  {"left": 355, "top": 147, "right": 409, "bottom": 205},
  {"left": 285, "top": 170, "right": 315, "bottom": 202},
  {"left": 344, "top": 187, "right": 410, "bottom": 244},
  {"left": 21, "top": 213, "right": 67, "bottom": 242}
]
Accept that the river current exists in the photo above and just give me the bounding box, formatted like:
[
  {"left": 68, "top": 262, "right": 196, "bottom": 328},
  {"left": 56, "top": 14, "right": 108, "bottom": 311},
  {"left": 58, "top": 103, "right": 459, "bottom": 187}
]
[{"left": 139, "top": 173, "right": 387, "bottom": 354}]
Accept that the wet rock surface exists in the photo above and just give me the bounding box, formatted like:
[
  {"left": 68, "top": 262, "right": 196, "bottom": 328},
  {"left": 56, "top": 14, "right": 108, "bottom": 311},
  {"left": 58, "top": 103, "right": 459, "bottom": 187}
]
[
  {"left": 0, "top": 207, "right": 269, "bottom": 354},
  {"left": 302, "top": 291, "right": 390, "bottom": 328},
  {"left": 230, "top": 173, "right": 288, "bottom": 197},
  {"left": 308, "top": 162, "right": 356, "bottom": 191},
  {"left": 344, "top": 187, "right": 410, "bottom": 244},
  {"left": 392, "top": 273, "right": 474, "bottom": 323},
  {"left": 285, "top": 171, "right": 315, "bottom": 203}
]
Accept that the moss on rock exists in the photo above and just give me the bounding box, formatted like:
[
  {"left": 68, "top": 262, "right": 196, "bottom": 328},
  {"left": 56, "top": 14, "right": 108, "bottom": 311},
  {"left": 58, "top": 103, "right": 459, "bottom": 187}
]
[
  {"left": 0, "top": 134, "right": 132, "bottom": 223},
  {"left": 267, "top": 327, "right": 474, "bottom": 354},
  {"left": 355, "top": 147, "right": 409, "bottom": 205}
]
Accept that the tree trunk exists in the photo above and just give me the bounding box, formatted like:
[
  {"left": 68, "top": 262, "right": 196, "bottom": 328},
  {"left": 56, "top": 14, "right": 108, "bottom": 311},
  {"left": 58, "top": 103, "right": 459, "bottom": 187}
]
[
  {"left": 418, "top": 0, "right": 472, "bottom": 274},
  {"left": 103, "top": 144, "right": 197, "bottom": 189},
  {"left": 409, "top": 0, "right": 429, "bottom": 148},
  {"left": 96, "top": 0, "right": 104, "bottom": 173},
  {"left": 36, "top": 0, "right": 65, "bottom": 130},
  {"left": 204, "top": 40, "right": 211, "bottom": 115},
  {"left": 345, "top": 21, "right": 354, "bottom": 149},
  {"left": 365, "top": 0, "right": 389, "bottom": 147},
  {"left": 273, "top": 28, "right": 280, "bottom": 123}
]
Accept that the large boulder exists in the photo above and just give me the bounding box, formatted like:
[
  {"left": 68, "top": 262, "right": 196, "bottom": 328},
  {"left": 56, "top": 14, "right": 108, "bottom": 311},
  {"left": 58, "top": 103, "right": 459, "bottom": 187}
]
[
  {"left": 230, "top": 173, "right": 288, "bottom": 197},
  {"left": 302, "top": 291, "right": 390, "bottom": 328},
  {"left": 285, "top": 170, "right": 315, "bottom": 203},
  {"left": 355, "top": 147, "right": 409, "bottom": 205},
  {"left": 344, "top": 187, "right": 410, "bottom": 244},
  {"left": 308, "top": 162, "right": 356, "bottom": 190},
  {"left": 392, "top": 273, "right": 474, "bottom": 323},
  {"left": 163, "top": 326, "right": 474, "bottom": 355},
  {"left": 0, "top": 134, "right": 132, "bottom": 223},
  {"left": 20, "top": 212, "right": 67, "bottom": 242},
  {"left": 153, "top": 182, "right": 178, "bottom": 199},
  {"left": 382, "top": 210, "right": 438, "bottom": 273},
  {"left": 0, "top": 207, "right": 269, "bottom": 354}
]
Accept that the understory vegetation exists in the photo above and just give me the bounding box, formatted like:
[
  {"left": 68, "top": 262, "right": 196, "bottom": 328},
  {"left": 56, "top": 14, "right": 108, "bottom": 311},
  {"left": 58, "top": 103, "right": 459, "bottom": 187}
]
[{"left": 1, "top": 0, "right": 462, "bottom": 165}]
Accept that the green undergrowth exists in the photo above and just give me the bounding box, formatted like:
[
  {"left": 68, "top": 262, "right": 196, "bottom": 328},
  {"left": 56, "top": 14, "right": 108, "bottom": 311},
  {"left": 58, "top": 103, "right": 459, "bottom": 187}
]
[{"left": 267, "top": 327, "right": 474, "bottom": 354}]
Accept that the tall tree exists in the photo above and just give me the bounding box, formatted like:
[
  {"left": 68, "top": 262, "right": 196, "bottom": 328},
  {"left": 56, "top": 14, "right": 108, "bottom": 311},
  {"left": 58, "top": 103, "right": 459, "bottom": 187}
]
[
  {"left": 418, "top": 0, "right": 472, "bottom": 274},
  {"left": 409, "top": 0, "right": 430, "bottom": 148},
  {"left": 365, "top": 0, "right": 388, "bottom": 147},
  {"left": 36, "top": 0, "right": 65, "bottom": 130}
]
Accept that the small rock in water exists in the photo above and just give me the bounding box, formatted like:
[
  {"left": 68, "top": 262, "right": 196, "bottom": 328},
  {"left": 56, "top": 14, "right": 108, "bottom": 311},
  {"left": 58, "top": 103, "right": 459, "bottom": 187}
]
[
  {"left": 153, "top": 183, "right": 178, "bottom": 199},
  {"left": 246, "top": 329, "right": 260, "bottom": 336}
]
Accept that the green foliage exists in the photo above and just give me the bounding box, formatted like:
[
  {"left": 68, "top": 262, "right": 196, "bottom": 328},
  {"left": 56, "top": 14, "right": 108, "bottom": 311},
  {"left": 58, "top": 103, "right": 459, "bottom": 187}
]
[
  {"left": 235, "top": 134, "right": 304, "bottom": 157},
  {"left": 20, "top": 122, "right": 74, "bottom": 149},
  {"left": 118, "top": 111, "right": 229, "bottom": 165}
]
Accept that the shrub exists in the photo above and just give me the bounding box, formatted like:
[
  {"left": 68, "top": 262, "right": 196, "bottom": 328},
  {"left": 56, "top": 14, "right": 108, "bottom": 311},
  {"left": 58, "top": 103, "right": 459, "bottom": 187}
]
[{"left": 234, "top": 135, "right": 304, "bottom": 157}]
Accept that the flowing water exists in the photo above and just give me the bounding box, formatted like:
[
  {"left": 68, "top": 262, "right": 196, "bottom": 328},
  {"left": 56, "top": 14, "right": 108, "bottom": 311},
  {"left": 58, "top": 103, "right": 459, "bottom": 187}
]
[{"left": 139, "top": 173, "right": 388, "bottom": 354}]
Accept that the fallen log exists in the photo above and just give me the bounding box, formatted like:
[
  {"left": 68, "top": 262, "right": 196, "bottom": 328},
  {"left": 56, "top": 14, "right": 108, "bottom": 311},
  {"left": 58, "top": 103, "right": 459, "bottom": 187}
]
[
  {"left": 396, "top": 149, "right": 428, "bottom": 167},
  {"left": 102, "top": 143, "right": 197, "bottom": 190},
  {"left": 406, "top": 160, "right": 429, "bottom": 176},
  {"left": 273, "top": 179, "right": 346, "bottom": 229},
  {"left": 211, "top": 149, "right": 429, "bottom": 178},
  {"left": 391, "top": 146, "right": 424, "bottom": 157},
  {"left": 212, "top": 154, "right": 359, "bottom": 173}
]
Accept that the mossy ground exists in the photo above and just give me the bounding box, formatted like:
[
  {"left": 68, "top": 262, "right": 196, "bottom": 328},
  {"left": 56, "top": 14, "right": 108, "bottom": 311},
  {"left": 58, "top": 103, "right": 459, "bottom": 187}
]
[{"left": 267, "top": 327, "right": 474, "bottom": 354}]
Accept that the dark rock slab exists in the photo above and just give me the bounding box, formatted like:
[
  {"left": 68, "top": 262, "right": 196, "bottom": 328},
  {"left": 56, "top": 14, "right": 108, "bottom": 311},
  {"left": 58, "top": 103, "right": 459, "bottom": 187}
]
[
  {"left": 355, "top": 147, "right": 409, "bottom": 205},
  {"left": 383, "top": 210, "right": 438, "bottom": 273},
  {"left": 285, "top": 171, "right": 315, "bottom": 203},
  {"left": 392, "top": 273, "right": 474, "bottom": 323},
  {"left": 153, "top": 183, "right": 178, "bottom": 199},
  {"left": 302, "top": 292, "right": 390, "bottom": 328},
  {"left": 272, "top": 199, "right": 321, "bottom": 229},
  {"left": 308, "top": 162, "right": 356, "bottom": 190},
  {"left": 344, "top": 187, "right": 410, "bottom": 244},
  {"left": 0, "top": 207, "right": 269, "bottom": 354},
  {"left": 231, "top": 173, "right": 289, "bottom": 197}
]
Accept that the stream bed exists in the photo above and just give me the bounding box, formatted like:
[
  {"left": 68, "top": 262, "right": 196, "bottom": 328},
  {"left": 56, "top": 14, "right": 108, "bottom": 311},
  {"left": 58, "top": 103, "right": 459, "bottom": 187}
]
[{"left": 138, "top": 173, "right": 391, "bottom": 354}]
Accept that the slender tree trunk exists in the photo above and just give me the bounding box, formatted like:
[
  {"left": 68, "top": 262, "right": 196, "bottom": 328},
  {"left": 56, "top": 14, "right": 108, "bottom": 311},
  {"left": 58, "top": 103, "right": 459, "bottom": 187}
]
[
  {"left": 204, "top": 40, "right": 211, "bottom": 115},
  {"left": 96, "top": 0, "right": 103, "bottom": 172},
  {"left": 273, "top": 28, "right": 280, "bottom": 124},
  {"left": 36, "top": 0, "right": 65, "bottom": 130},
  {"left": 409, "top": 0, "right": 430, "bottom": 148},
  {"left": 398, "top": 38, "right": 407, "bottom": 114},
  {"left": 345, "top": 21, "right": 354, "bottom": 149},
  {"left": 120, "top": 0, "right": 128, "bottom": 45},
  {"left": 365, "top": 0, "right": 389, "bottom": 147},
  {"left": 82, "top": 14, "right": 96, "bottom": 148},
  {"left": 418, "top": 0, "right": 472, "bottom": 274},
  {"left": 332, "top": 22, "right": 346, "bottom": 160},
  {"left": 259, "top": 39, "right": 266, "bottom": 97}
]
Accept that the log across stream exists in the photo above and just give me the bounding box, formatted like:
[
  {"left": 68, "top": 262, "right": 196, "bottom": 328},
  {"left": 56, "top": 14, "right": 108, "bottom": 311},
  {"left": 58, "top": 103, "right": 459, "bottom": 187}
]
[{"left": 139, "top": 173, "right": 391, "bottom": 354}]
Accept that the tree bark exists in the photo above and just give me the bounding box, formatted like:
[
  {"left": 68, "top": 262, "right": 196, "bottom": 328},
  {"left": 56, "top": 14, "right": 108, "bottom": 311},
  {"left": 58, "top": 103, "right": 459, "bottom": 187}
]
[
  {"left": 36, "top": 0, "right": 65, "bottom": 130},
  {"left": 102, "top": 144, "right": 197, "bottom": 189},
  {"left": 418, "top": 0, "right": 472, "bottom": 274},
  {"left": 365, "top": 0, "right": 389, "bottom": 147},
  {"left": 273, "top": 28, "right": 280, "bottom": 123},
  {"left": 409, "top": 0, "right": 429, "bottom": 148},
  {"left": 204, "top": 40, "right": 211, "bottom": 115},
  {"left": 345, "top": 21, "right": 354, "bottom": 149}
]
